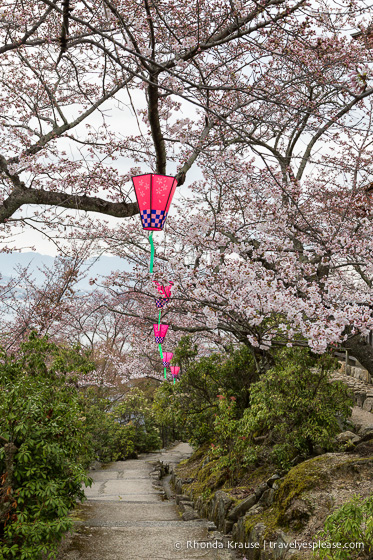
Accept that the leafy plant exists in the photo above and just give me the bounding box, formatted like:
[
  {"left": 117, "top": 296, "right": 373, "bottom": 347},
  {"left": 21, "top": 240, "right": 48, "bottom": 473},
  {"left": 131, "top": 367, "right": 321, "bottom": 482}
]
[
  {"left": 159, "top": 343, "right": 258, "bottom": 446},
  {"left": 240, "top": 348, "right": 353, "bottom": 469},
  {"left": 0, "top": 334, "right": 93, "bottom": 559},
  {"left": 314, "top": 494, "right": 373, "bottom": 559},
  {"left": 113, "top": 387, "right": 161, "bottom": 454},
  {"left": 210, "top": 395, "right": 243, "bottom": 482},
  {"left": 79, "top": 389, "right": 134, "bottom": 462},
  {"left": 152, "top": 382, "right": 185, "bottom": 446}
]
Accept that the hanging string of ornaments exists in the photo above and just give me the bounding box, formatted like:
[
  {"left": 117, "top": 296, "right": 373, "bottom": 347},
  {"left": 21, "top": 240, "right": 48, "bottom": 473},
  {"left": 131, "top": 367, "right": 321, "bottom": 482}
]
[
  {"left": 59, "top": 7, "right": 180, "bottom": 381},
  {"left": 132, "top": 173, "right": 182, "bottom": 384}
]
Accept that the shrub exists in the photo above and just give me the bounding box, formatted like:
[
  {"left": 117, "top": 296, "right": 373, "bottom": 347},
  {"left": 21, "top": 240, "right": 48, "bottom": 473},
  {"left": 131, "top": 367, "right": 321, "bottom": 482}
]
[
  {"left": 78, "top": 389, "right": 128, "bottom": 462},
  {"left": 159, "top": 342, "right": 258, "bottom": 446},
  {"left": 210, "top": 395, "right": 243, "bottom": 483},
  {"left": 80, "top": 386, "right": 162, "bottom": 462},
  {"left": 151, "top": 382, "right": 184, "bottom": 446},
  {"left": 113, "top": 388, "right": 161, "bottom": 454},
  {"left": 0, "top": 334, "right": 93, "bottom": 559},
  {"left": 314, "top": 494, "right": 373, "bottom": 559},
  {"left": 240, "top": 348, "right": 352, "bottom": 469}
]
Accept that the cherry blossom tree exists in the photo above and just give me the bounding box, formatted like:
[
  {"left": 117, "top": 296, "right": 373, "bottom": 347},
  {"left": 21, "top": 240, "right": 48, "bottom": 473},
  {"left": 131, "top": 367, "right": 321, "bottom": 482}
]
[
  {"left": 0, "top": 0, "right": 308, "bottom": 244},
  {"left": 2, "top": 1, "right": 373, "bottom": 378},
  {"left": 0, "top": 251, "right": 131, "bottom": 385},
  {"left": 87, "top": 0, "right": 373, "bottom": 375}
]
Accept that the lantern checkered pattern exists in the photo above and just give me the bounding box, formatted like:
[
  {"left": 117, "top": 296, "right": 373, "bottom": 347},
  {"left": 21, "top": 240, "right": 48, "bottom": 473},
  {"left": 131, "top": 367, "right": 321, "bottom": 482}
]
[
  {"left": 156, "top": 298, "right": 169, "bottom": 309},
  {"left": 140, "top": 209, "right": 167, "bottom": 230},
  {"left": 132, "top": 174, "right": 177, "bottom": 231}
]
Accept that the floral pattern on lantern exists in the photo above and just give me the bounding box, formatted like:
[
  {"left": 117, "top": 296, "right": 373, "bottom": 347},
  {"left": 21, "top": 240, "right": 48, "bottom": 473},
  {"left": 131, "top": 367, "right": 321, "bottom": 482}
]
[
  {"left": 132, "top": 174, "right": 177, "bottom": 231},
  {"left": 154, "top": 281, "right": 174, "bottom": 299}
]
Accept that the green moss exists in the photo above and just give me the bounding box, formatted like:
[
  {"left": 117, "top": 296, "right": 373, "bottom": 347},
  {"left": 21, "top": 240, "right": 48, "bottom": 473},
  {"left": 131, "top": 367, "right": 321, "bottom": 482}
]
[
  {"left": 244, "top": 512, "right": 261, "bottom": 535},
  {"left": 275, "top": 455, "right": 330, "bottom": 525},
  {"left": 233, "top": 465, "right": 273, "bottom": 489},
  {"left": 176, "top": 444, "right": 373, "bottom": 559},
  {"left": 276, "top": 454, "right": 373, "bottom": 527},
  {"left": 176, "top": 445, "right": 373, "bottom": 547},
  {"left": 175, "top": 443, "right": 210, "bottom": 480},
  {"left": 175, "top": 443, "right": 233, "bottom": 500},
  {"left": 187, "top": 458, "right": 226, "bottom": 499},
  {"left": 244, "top": 507, "right": 281, "bottom": 540},
  {"left": 185, "top": 443, "right": 210, "bottom": 464}
]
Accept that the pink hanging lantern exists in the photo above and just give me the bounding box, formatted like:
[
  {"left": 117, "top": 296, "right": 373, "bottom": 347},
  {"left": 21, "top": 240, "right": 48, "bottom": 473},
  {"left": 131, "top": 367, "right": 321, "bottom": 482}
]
[
  {"left": 162, "top": 352, "right": 173, "bottom": 368},
  {"left": 170, "top": 366, "right": 180, "bottom": 377},
  {"left": 153, "top": 324, "right": 169, "bottom": 344},
  {"left": 132, "top": 174, "right": 177, "bottom": 231}
]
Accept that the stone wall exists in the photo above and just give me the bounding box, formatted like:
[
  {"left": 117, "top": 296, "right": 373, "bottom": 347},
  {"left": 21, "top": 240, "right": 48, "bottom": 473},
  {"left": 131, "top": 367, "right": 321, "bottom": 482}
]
[
  {"left": 344, "top": 363, "right": 371, "bottom": 384},
  {"left": 332, "top": 362, "right": 373, "bottom": 412},
  {"left": 169, "top": 448, "right": 373, "bottom": 560},
  {"left": 170, "top": 470, "right": 288, "bottom": 559}
]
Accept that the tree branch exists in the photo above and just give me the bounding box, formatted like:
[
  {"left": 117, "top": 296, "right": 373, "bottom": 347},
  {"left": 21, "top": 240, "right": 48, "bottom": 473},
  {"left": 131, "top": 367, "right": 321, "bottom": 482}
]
[
  {"left": 0, "top": 2, "right": 57, "bottom": 54},
  {"left": 1, "top": 190, "right": 138, "bottom": 222},
  {"left": 296, "top": 87, "right": 373, "bottom": 181},
  {"left": 7, "top": 78, "right": 133, "bottom": 165}
]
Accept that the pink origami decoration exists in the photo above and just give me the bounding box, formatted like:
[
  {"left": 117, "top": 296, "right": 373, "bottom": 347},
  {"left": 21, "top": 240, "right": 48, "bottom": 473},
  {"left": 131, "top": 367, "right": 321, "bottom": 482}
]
[
  {"left": 170, "top": 366, "right": 180, "bottom": 377},
  {"left": 154, "top": 281, "right": 174, "bottom": 309},
  {"left": 153, "top": 324, "right": 169, "bottom": 344},
  {"left": 154, "top": 280, "right": 174, "bottom": 299},
  {"left": 132, "top": 174, "right": 177, "bottom": 231},
  {"left": 162, "top": 352, "right": 173, "bottom": 368}
]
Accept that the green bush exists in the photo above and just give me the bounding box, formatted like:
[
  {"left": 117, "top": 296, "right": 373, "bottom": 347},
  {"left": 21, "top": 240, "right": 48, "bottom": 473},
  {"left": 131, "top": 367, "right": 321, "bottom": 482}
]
[
  {"left": 209, "top": 395, "right": 244, "bottom": 483},
  {"left": 79, "top": 386, "right": 162, "bottom": 462},
  {"left": 113, "top": 388, "right": 161, "bottom": 454},
  {"left": 157, "top": 341, "right": 258, "bottom": 446},
  {"left": 152, "top": 382, "right": 186, "bottom": 446},
  {"left": 78, "top": 389, "right": 127, "bottom": 463},
  {"left": 0, "top": 334, "right": 93, "bottom": 560},
  {"left": 314, "top": 494, "right": 373, "bottom": 559},
  {"left": 240, "top": 349, "right": 353, "bottom": 469}
]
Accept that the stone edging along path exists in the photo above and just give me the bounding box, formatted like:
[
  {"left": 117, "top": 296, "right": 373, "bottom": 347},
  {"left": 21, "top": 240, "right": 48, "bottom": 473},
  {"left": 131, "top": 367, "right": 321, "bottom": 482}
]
[
  {"left": 56, "top": 443, "right": 238, "bottom": 560},
  {"left": 331, "top": 365, "right": 373, "bottom": 413}
]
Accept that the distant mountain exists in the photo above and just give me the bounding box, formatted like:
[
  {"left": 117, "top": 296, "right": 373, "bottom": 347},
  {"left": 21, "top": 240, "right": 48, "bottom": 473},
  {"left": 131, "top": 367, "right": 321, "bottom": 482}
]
[{"left": 0, "top": 252, "right": 131, "bottom": 291}]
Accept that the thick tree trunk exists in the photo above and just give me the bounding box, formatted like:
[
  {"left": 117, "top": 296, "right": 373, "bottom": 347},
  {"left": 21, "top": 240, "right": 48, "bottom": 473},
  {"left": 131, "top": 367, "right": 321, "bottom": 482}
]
[{"left": 342, "top": 334, "right": 373, "bottom": 376}]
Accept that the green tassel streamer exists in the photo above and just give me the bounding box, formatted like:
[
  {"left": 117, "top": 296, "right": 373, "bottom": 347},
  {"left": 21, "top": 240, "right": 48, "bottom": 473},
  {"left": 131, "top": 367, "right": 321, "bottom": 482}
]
[
  {"left": 158, "top": 344, "right": 167, "bottom": 380},
  {"left": 148, "top": 232, "right": 154, "bottom": 273}
]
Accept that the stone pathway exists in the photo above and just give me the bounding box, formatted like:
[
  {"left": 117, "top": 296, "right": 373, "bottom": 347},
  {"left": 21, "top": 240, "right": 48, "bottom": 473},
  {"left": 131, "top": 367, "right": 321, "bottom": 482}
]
[{"left": 57, "top": 443, "right": 236, "bottom": 560}]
